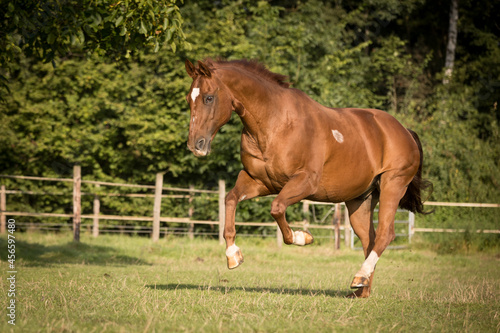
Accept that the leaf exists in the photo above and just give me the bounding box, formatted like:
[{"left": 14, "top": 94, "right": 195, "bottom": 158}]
[
  {"left": 165, "top": 28, "right": 173, "bottom": 42},
  {"left": 120, "top": 25, "right": 127, "bottom": 36},
  {"left": 94, "top": 13, "right": 102, "bottom": 27},
  {"left": 139, "top": 20, "right": 147, "bottom": 35},
  {"left": 47, "top": 33, "right": 56, "bottom": 44},
  {"left": 77, "top": 29, "right": 85, "bottom": 43},
  {"left": 115, "top": 16, "right": 124, "bottom": 27}
]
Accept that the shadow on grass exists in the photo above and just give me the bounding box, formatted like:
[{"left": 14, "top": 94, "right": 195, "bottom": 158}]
[
  {"left": 0, "top": 238, "right": 149, "bottom": 267},
  {"left": 146, "top": 283, "right": 348, "bottom": 298}
]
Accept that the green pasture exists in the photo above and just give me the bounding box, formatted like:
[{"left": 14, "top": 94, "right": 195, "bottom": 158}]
[{"left": 1, "top": 232, "right": 499, "bottom": 332}]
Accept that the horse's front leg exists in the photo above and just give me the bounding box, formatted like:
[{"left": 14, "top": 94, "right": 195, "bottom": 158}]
[
  {"left": 224, "top": 170, "right": 270, "bottom": 269},
  {"left": 271, "top": 171, "right": 319, "bottom": 246}
]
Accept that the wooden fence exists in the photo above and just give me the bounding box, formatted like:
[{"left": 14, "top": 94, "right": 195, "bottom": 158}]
[
  {"left": 1, "top": 166, "right": 499, "bottom": 249},
  {"left": 0, "top": 166, "right": 225, "bottom": 242},
  {"left": 0, "top": 166, "right": 354, "bottom": 248}
]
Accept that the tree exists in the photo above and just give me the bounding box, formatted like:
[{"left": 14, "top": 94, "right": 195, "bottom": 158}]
[
  {"left": 0, "top": 0, "right": 187, "bottom": 68},
  {"left": 443, "top": 0, "right": 458, "bottom": 84},
  {"left": 0, "top": 0, "right": 498, "bottom": 239}
]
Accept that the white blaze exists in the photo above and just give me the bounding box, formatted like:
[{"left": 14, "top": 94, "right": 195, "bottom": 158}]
[
  {"left": 191, "top": 88, "right": 200, "bottom": 103},
  {"left": 332, "top": 130, "right": 344, "bottom": 143}
]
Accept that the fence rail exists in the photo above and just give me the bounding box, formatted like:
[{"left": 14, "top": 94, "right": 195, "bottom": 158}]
[
  {"left": 1, "top": 167, "right": 499, "bottom": 248},
  {"left": 424, "top": 201, "right": 500, "bottom": 208}
]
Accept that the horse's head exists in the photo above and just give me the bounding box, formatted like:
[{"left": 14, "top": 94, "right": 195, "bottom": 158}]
[{"left": 185, "top": 59, "right": 234, "bottom": 157}]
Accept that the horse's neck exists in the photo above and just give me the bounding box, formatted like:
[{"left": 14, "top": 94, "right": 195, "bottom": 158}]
[{"left": 219, "top": 68, "right": 281, "bottom": 138}]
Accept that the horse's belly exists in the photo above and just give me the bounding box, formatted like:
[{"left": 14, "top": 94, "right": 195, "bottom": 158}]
[
  {"left": 243, "top": 149, "right": 378, "bottom": 201},
  {"left": 307, "top": 183, "right": 370, "bottom": 203},
  {"left": 312, "top": 164, "right": 378, "bottom": 202}
]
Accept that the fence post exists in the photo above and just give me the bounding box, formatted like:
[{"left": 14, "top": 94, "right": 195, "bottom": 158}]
[
  {"left": 408, "top": 211, "right": 415, "bottom": 243},
  {"left": 93, "top": 184, "right": 100, "bottom": 237},
  {"left": 73, "top": 165, "right": 82, "bottom": 242},
  {"left": 188, "top": 184, "right": 194, "bottom": 240},
  {"left": 333, "top": 203, "right": 341, "bottom": 250},
  {"left": 344, "top": 203, "right": 350, "bottom": 249},
  {"left": 302, "top": 200, "right": 309, "bottom": 230},
  {"left": 218, "top": 179, "right": 225, "bottom": 245},
  {"left": 0, "top": 185, "right": 6, "bottom": 234},
  {"left": 152, "top": 172, "right": 163, "bottom": 242}
]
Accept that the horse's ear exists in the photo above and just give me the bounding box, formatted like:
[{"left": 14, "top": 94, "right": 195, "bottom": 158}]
[
  {"left": 185, "top": 59, "right": 197, "bottom": 78},
  {"left": 197, "top": 61, "right": 212, "bottom": 78}
]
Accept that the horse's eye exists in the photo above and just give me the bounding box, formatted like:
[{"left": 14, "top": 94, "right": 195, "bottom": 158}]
[{"left": 204, "top": 96, "right": 214, "bottom": 104}]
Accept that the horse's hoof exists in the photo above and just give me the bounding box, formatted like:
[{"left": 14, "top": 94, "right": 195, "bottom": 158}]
[
  {"left": 350, "top": 275, "right": 370, "bottom": 289},
  {"left": 226, "top": 248, "right": 244, "bottom": 269},
  {"left": 346, "top": 288, "right": 371, "bottom": 298},
  {"left": 293, "top": 230, "right": 314, "bottom": 246}
]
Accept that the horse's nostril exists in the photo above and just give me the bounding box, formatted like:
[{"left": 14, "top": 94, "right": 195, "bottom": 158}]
[{"left": 195, "top": 138, "right": 206, "bottom": 151}]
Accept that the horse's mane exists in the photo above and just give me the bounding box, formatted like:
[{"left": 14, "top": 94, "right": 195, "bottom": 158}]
[{"left": 205, "top": 58, "right": 291, "bottom": 89}]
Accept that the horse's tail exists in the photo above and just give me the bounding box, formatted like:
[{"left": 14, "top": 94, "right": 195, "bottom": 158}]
[{"left": 399, "top": 129, "right": 433, "bottom": 214}]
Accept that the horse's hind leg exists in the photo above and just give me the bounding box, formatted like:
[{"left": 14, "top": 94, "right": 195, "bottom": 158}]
[
  {"left": 350, "top": 171, "right": 414, "bottom": 292},
  {"left": 345, "top": 192, "right": 379, "bottom": 298}
]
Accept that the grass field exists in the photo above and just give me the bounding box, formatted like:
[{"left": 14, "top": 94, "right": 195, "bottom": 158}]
[{"left": 1, "top": 232, "right": 499, "bottom": 332}]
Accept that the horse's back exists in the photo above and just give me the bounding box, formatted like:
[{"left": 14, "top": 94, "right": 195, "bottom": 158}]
[
  {"left": 324, "top": 107, "right": 417, "bottom": 158},
  {"left": 311, "top": 107, "right": 419, "bottom": 202}
]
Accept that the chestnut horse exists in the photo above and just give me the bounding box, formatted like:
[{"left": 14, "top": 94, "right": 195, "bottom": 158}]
[{"left": 185, "top": 58, "right": 431, "bottom": 298}]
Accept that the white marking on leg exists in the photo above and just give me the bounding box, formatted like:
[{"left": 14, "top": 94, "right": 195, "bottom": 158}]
[
  {"left": 226, "top": 244, "right": 240, "bottom": 257},
  {"left": 191, "top": 88, "right": 200, "bottom": 102},
  {"left": 239, "top": 195, "right": 247, "bottom": 202},
  {"left": 331, "top": 130, "right": 344, "bottom": 143},
  {"left": 292, "top": 230, "right": 306, "bottom": 246},
  {"left": 355, "top": 251, "right": 379, "bottom": 279}
]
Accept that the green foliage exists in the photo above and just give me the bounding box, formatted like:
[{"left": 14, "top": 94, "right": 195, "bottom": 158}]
[
  {"left": 0, "top": 0, "right": 187, "bottom": 66},
  {"left": 0, "top": 0, "right": 499, "bottom": 236}
]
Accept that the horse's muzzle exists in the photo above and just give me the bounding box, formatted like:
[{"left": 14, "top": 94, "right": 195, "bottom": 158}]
[{"left": 191, "top": 137, "right": 211, "bottom": 157}]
